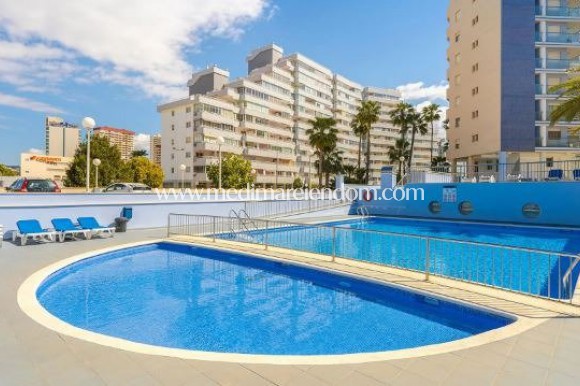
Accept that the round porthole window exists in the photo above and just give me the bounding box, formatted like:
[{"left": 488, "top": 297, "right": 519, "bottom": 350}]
[
  {"left": 459, "top": 201, "right": 474, "bottom": 215},
  {"left": 428, "top": 201, "right": 442, "bottom": 214},
  {"left": 522, "top": 203, "right": 541, "bottom": 218}
]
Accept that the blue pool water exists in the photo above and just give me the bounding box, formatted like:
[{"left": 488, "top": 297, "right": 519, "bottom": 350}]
[
  {"left": 220, "top": 217, "right": 580, "bottom": 300},
  {"left": 37, "top": 242, "right": 512, "bottom": 355}
]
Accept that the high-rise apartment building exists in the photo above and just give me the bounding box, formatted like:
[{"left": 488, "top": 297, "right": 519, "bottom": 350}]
[
  {"left": 45, "top": 116, "right": 80, "bottom": 157},
  {"left": 150, "top": 134, "right": 162, "bottom": 165},
  {"left": 158, "top": 44, "right": 436, "bottom": 187},
  {"left": 447, "top": 0, "right": 580, "bottom": 172},
  {"left": 93, "top": 126, "right": 136, "bottom": 160}
]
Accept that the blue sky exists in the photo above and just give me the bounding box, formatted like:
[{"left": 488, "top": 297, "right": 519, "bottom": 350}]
[{"left": 0, "top": 0, "right": 448, "bottom": 165}]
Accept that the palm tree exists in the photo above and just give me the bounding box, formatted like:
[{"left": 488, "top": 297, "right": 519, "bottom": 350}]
[
  {"left": 388, "top": 138, "right": 410, "bottom": 183},
  {"left": 307, "top": 117, "right": 338, "bottom": 187},
  {"left": 350, "top": 115, "right": 365, "bottom": 170},
  {"left": 407, "top": 111, "right": 429, "bottom": 171},
  {"left": 421, "top": 103, "right": 441, "bottom": 165},
  {"left": 353, "top": 101, "right": 381, "bottom": 184},
  {"left": 549, "top": 73, "right": 580, "bottom": 130},
  {"left": 389, "top": 102, "right": 415, "bottom": 141}
]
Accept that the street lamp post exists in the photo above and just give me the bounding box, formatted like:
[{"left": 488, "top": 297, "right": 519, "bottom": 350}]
[
  {"left": 82, "top": 117, "right": 96, "bottom": 192},
  {"left": 275, "top": 151, "right": 280, "bottom": 189},
  {"left": 307, "top": 149, "right": 314, "bottom": 188},
  {"left": 217, "top": 136, "right": 225, "bottom": 190},
  {"left": 92, "top": 158, "right": 101, "bottom": 190},
  {"left": 399, "top": 156, "right": 406, "bottom": 185},
  {"left": 179, "top": 164, "right": 186, "bottom": 189}
]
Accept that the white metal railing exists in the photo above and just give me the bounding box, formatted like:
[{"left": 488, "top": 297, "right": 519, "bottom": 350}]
[{"left": 167, "top": 214, "right": 580, "bottom": 304}]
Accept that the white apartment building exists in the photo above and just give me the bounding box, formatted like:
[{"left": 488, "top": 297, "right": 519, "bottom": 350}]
[
  {"left": 45, "top": 116, "right": 80, "bottom": 157},
  {"left": 150, "top": 134, "right": 162, "bottom": 165},
  {"left": 158, "top": 45, "right": 437, "bottom": 187}
]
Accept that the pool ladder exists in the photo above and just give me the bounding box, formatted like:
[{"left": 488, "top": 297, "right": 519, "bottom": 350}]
[
  {"left": 356, "top": 206, "right": 370, "bottom": 225},
  {"left": 229, "top": 209, "right": 261, "bottom": 241},
  {"left": 562, "top": 257, "right": 580, "bottom": 297}
]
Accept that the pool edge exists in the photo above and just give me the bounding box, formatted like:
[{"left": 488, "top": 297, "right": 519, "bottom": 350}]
[{"left": 18, "top": 239, "right": 545, "bottom": 366}]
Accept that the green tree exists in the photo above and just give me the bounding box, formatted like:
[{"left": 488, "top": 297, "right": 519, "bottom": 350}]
[
  {"left": 350, "top": 115, "right": 365, "bottom": 170},
  {"left": 131, "top": 149, "right": 148, "bottom": 158},
  {"left": 292, "top": 177, "right": 303, "bottom": 189},
  {"left": 389, "top": 102, "right": 416, "bottom": 140},
  {"left": 421, "top": 103, "right": 441, "bottom": 165},
  {"left": 407, "top": 110, "right": 428, "bottom": 171},
  {"left": 0, "top": 164, "right": 17, "bottom": 176},
  {"left": 353, "top": 101, "right": 381, "bottom": 184},
  {"left": 306, "top": 117, "right": 338, "bottom": 187},
  {"left": 388, "top": 138, "right": 410, "bottom": 183},
  {"left": 122, "top": 157, "right": 164, "bottom": 187},
  {"left": 315, "top": 149, "right": 343, "bottom": 187},
  {"left": 549, "top": 71, "right": 580, "bottom": 128},
  {"left": 206, "top": 154, "right": 253, "bottom": 189},
  {"left": 66, "top": 135, "right": 123, "bottom": 187}
]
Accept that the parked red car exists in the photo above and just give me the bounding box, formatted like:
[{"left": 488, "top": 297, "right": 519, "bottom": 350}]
[{"left": 6, "top": 178, "right": 61, "bottom": 193}]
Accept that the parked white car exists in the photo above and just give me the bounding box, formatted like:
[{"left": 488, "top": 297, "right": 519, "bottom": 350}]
[{"left": 102, "top": 183, "right": 152, "bottom": 193}]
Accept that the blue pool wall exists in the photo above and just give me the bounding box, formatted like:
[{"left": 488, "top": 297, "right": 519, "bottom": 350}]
[{"left": 354, "top": 182, "right": 580, "bottom": 228}]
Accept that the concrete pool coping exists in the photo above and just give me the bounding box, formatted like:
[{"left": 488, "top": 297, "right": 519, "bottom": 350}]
[{"left": 17, "top": 237, "right": 575, "bottom": 366}]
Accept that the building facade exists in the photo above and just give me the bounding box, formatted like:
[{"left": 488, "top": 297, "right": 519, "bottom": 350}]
[
  {"left": 150, "top": 134, "right": 162, "bottom": 165},
  {"left": 45, "top": 116, "right": 80, "bottom": 157},
  {"left": 158, "top": 45, "right": 436, "bottom": 187},
  {"left": 447, "top": 0, "right": 580, "bottom": 173},
  {"left": 20, "top": 153, "right": 73, "bottom": 182},
  {"left": 93, "top": 127, "right": 136, "bottom": 160}
]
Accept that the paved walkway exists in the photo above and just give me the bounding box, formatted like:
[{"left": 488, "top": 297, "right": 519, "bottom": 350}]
[{"left": 1, "top": 230, "right": 579, "bottom": 385}]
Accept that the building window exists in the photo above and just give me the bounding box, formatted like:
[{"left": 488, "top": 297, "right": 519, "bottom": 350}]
[
  {"left": 455, "top": 74, "right": 461, "bottom": 85},
  {"left": 522, "top": 203, "right": 541, "bottom": 218},
  {"left": 455, "top": 54, "right": 461, "bottom": 64},
  {"left": 472, "top": 63, "right": 479, "bottom": 72},
  {"left": 472, "top": 134, "right": 479, "bottom": 142},
  {"left": 171, "top": 167, "right": 175, "bottom": 174},
  {"left": 455, "top": 33, "right": 461, "bottom": 43},
  {"left": 171, "top": 124, "right": 175, "bottom": 131},
  {"left": 185, "top": 152, "right": 191, "bottom": 158},
  {"left": 455, "top": 143, "right": 460, "bottom": 150},
  {"left": 186, "top": 107, "right": 191, "bottom": 113},
  {"left": 472, "top": 87, "right": 479, "bottom": 95},
  {"left": 185, "top": 136, "right": 192, "bottom": 143},
  {"left": 171, "top": 110, "right": 175, "bottom": 117},
  {"left": 546, "top": 157, "right": 554, "bottom": 167},
  {"left": 472, "top": 15, "right": 479, "bottom": 25},
  {"left": 472, "top": 110, "right": 479, "bottom": 119},
  {"left": 459, "top": 201, "right": 474, "bottom": 215},
  {"left": 429, "top": 201, "right": 442, "bottom": 214},
  {"left": 186, "top": 121, "right": 191, "bottom": 128},
  {"left": 455, "top": 10, "right": 462, "bottom": 22},
  {"left": 455, "top": 117, "right": 461, "bottom": 128}
]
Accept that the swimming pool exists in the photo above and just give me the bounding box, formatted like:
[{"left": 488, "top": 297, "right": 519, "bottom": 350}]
[
  {"left": 219, "top": 217, "right": 580, "bottom": 300},
  {"left": 36, "top": 242, "right": 513, "bottom": 357}
]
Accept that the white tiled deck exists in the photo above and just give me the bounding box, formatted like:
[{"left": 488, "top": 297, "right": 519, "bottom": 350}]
[{"left": 1, "top": 230, "right": 579, "bottom": 385}]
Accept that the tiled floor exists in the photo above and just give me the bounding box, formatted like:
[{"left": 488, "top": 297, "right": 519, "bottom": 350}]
[{"left": 1, "top": 230, "right": 580, "bottom": 385}]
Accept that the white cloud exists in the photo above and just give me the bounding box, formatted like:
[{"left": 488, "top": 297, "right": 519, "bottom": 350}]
[
  {"left": 27, "top": 148, "right": 44, "bottom": 155},
  {"left": 134, "top": 133, "right": 151, "bottom": 153},
  {"left": 0, "top": 92, "right": 64, "bottom": 114},
  {"left": 0, "top": 0, "right": 270, "bottom": 98},
  {"left": 397, "top": 81, "right": 449, "bottom": 102}
]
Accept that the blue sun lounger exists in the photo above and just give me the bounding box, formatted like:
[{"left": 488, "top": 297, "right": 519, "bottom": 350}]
[
  {"left": 13, "top": 220, "right": 58, "bottom": 246},
  {"left": 77, "top": 217, "right": 115, "bottom": 238},
  {"left": 51, "top": 218, "right": 91, "bottom": 242}
]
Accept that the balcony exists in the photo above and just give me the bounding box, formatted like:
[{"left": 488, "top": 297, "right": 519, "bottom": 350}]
[
  {"left": 537, "top": 6, "right": 580, "bottom": 18},
  {"left": 536, "top": 57, "right": 580, "bottom": 70},
  {"left": 539, "top": 138, "right": 580, "bottom": 148},
  {"left": 536, "top": 31, "right": 580, "bottom": 45}
]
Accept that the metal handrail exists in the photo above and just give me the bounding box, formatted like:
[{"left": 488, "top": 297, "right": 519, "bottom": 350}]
[{"left": 167, "top": 213, "right": 580, "bottom": 303}]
